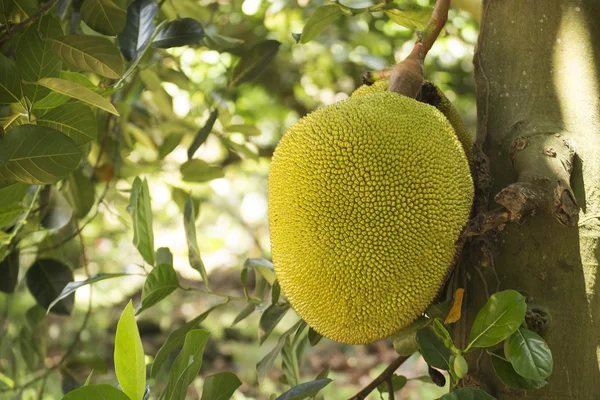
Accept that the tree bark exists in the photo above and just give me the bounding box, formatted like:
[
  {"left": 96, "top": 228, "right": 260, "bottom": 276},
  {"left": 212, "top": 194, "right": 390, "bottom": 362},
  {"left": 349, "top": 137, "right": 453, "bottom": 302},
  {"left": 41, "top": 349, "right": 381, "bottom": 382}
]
[{"left": 458, "top": 1, "right": 600, "bottom": 398}]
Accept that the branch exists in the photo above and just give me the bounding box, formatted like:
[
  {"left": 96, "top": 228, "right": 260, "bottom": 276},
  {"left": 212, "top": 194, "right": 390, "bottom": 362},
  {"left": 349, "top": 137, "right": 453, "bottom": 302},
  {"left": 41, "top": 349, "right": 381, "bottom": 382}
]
[{"left": 349, "top": 355, "right": 408, "bottom": 400}]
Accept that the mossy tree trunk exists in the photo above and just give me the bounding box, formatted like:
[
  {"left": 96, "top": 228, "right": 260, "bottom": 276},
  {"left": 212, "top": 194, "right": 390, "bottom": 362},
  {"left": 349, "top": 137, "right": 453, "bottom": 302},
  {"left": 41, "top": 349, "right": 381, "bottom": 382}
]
[{"left": 457, "top": 0, "right": 600, "bottom": 398}]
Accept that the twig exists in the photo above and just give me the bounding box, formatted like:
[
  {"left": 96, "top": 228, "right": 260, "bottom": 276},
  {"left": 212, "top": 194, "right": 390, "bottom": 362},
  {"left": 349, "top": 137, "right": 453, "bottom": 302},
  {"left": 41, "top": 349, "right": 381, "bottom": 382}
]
[
  {"left": 387, "top": 375, "right": 396, "bottom": 400},
  {"left": 0, "top": 0, "right": 58, "bottom": 45},
  {"left": 349, "top": 355, "right": 408, "bottom": 400}
]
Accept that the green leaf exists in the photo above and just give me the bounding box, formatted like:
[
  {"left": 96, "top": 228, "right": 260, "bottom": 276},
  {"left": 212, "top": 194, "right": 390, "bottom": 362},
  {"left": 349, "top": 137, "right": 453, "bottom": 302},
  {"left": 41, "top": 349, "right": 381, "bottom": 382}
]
[
  {"left": 229, "top": 40, "right": 281, "bottom": 89},
  {"left": 40, "top": 187, "right": 73, "bottom": 229},
  {"left": 467, "top": 290, "right": 527, "bottom": 350},
  {"left": 384, "top": 7, "right": 433, "bottom": 30},
  {"left": 136, "top": 263, "right": 178, "bottom": 315},
  {"left": 0, "top": 203, "right": 22, "bottom": 227},
  {"left": 257, "top": 320, "right": 305, "bottom": 382},
  {"left": 118, "top": 0, "right": 158, "bottom": 61},
  {"left": 162, "top": 329, "right": 210, "bottom": 400},
  {"left": 0, "top": 124, "right": 81, "bottom": 184},
  {"left": 115, "top": 300, "right": 146, "bottom": 400},
  {"left": 0, "top": 53, "right": 22, "bottom": 104},
  {"left": 47, "top": 273, "right": 130, "bottom": 313},
  {"left": 391, "top": 317, "right": 428, "bottom": 356},
  {"left": 188, "top": 108, "right": 218, "bottom": 159},
  {"left": 180, "top": 159, "right": 224, "bottom": 183},
  {"left": 81, "top": 0, "right": 127, "bottom": 36},
  {"left": 231, "top": 303, "right": 255, "bottom": 326},
  {"left": 243, "top": 258, "right": 276, "bottom": 285},
  {"left": 0, "top": 182, "right": 29, "bottom": 207},
  {"left": 62, "top": 384, "right": 131, "bottom": 399},
  {"left": 282, "top": 324, "right": 308, "bottom": 387},
  {"left": 26, "top": 259, "right": 74, "bottom": 315},
  {"left": 156, "top": 247, "right": 173, "bottom": 265},
  {"left": 184, "top": 197, "right": 210, "bottom": 288},
  {"left": 504, "top": 327, "right": 553, "bottom": 380},
  {"left": 299, "top": 5, "right": 343, "bottom": 44},
  {"left": 276, "top": 379, "right": 332, "bottom": 400},
  {"left": 37, "top": 77, "right": 120, "bottom": 116},
  {"left": 271, "top": 279, "right": 281, "bottom": 304},
  {"left": 224, "top": 124, "right": 261, "bottom": 136},
  {"left": 259, "top": 303, "right": 290, "bottom": 345},
  {"left": 64, "top": 168, "right": 95, "bottom": 218},
  {"left": 152, "top": 17, "right": 204, "bottom": 49},
  {"left": 307, "top": 327, "right": 322, "bottom": 346},
  {"left": 15, "top": 16, "right": 63, "bottom": 103},
  {"left": 376, "top": 374, "right": 407, "bottom": 394},
  {"left": 33, "top": 70, "right": 96, "bottom": 110},
  {"left": 37, "top": 103, "right": 98, "bottom": 145},
  {"left": 0, "top": 249, "right": 19, "bottom": 293},
  {"left": 158, "top": 132, "right": 183, "bottom": 160},
  {"left": 438, "top": 388, "right": 496, "bottom": 400},
  {"left": 202, "top": 27, "right": 243, "bottom": 51},
  {"left": 200, "top": 372, "right": 242, "bottom": 400},
  {"left": 415, "top": 325, "right": 452, "bottom": 370},
  {"left": 130, "top": 177, "right": 155, "bottom": 265},
  {"left": 490, "top": 349, "right": 548, "bottom": 391},
  {"left": 151, "top": 303, "right": 225, "bottom": 378},
  {"left": 50, "top": 35, "right": 124, "bottom": 79}
]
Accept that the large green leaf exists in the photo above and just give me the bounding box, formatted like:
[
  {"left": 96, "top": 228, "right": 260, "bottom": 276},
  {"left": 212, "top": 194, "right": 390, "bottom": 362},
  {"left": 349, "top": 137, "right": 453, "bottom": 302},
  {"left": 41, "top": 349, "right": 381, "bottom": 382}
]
[
  {"left": 47, "top": 273, "right": 130, "bottom": 313},
  {"left": 152, "top": 17, "right": 204, "bottom": 49},
  {"left": 33, "top": 70, "right": 96, "bottom": 110},
  {"left": 129, "top": 177, "right": 155, "bottom": 265},
  {"left": 37, "top": 103, "right": 98, "bottom": 145},
  {"left": 229, "top": 40, "right": 281, "bottom": 89},
  {"left": 150, "top": 303, "right": 224, "bottom": 378},
  {"left": 50, "top": 35, "right": 124, "bottom": 78},
  {"left": 26, "top": 259, "right": 74, "bottom": 315},
  {"left": 37, "top": 77, "right": 120, "bottom": 116},
  {"left": 415, "top": 325, "right": 453, "bottom": 370},
  {"left": 180, "top": 159, "right": 224, "bottom": 183},
  {"left": 276, "top": 379, "right": 332, "bottom": 400},
  {"left": 200, "top": 372, "right": 242, "bottom": 400},
  {"left": 136, "top": 263, "right": 178, "bottom": 315},
  {"left": 467, "top": 290, "right": 527, "bottom": 350},
  {"left": 118, "top": 0, "right": 158, "bottom": 60},
  {"left": 0, "top": 249, "right": 19, "bottom": 293},
  {"left": 188, "top": 108, "right": 218, "bottom": 159},
  {"left": 183, "top": 197, "right": 210, "bottom": 288},
  {"left": 62, "top": 384, "right": 131, "bottom": 399},
  {"left": 162, "top": 329, "right": 210, "bottom": 400},
  {"left": 243, "top": 258, "right": 276, "bottom": 285},
  {"left": 490, "top": 349, "right": 547, "bottom": 391},
  {"left": 81, "top": 0, "right": 127, "bottom": 36},
  {"left": 0, "top": 53, "right": 22, "bottom": 104},
  {"left": 259, "top": 303, "right": 290, "bottom": 345},
  {"left": 504, "top": 327, "right": 553, "bottom": 380},
  {"left": 0, "top": 124, "right": 81, "bottom": 184},
  {"left": 391, "top": 317, "right": 428, "bottom": 356},
  {"left": 439, "top": 388, "right": 496, "bottom": 400},
  {"left": 0, "top": 203, "right": 22, "bottom": 227},
  {"left": 14, "top": 15, "right": 63, "bottom": 103},
  {"left": 114, "top": 300, "right": 146, "bottom": 400},
  {"left": 384, "top": 6, "right": 433, "bottom": 30},
  {"left": 299, "top": 5, "right": 343, "bottom": 44}
]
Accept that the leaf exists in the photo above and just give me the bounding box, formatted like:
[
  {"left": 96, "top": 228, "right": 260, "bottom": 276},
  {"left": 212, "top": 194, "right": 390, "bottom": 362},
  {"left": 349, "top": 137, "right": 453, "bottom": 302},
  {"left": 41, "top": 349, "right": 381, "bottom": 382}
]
[
  {"left": 259, "top": 303, "right": 290, "bottom": 345},
  {"left": 202, "top": 27, "right": 243, "bottom": 51},
  {"left": 136, "top": 263, "right": 178, "bottom": 315},
  {"left": 276, "top": 379, "right": 332, "bottom": 400},
  {"left": 224, "top": 124, "right": 261, "bottom": 136},
  {"left": 0, "top": 53, "right": 22, "bottom": 104},
  {"left": 257, "top": 320, "right": 305, "bottom": 382},
  {"left": 307, "top": 327, "right": 322, "bottom": 346},
  {"left": 37, "top": 77, "right": 120, "bottom": 116},
  {"left": 490, "top": 349, "right": 548, "bottom": 391},
  {"left": 504, "top": 327, "right": 553, "bottom": 380},
  {"left": 47, "top": 273, "right": 129, "bottom": 312},
  {"left": 282, "top": 324, "right": 307, "bottom": 387},
  {"left": 26, "top": 259, "right": 74, "bottom": 315},
  {"left": 271, "top": 279, "right": 281, "bottom": 304},
  {"left": 152, "top": 17, "right": 204, "bottom": 49},
  {"left": 438, "top": 388, "right": 496, "bottom": 400},
  {"left": 445, "top": 288, "right": 465, "bottom": 324},
  {"left": 15, "top": 16, "right": 63, "bottom": 103},
  {"left": 184, "top": 197, "right": 210, "bottom": 288},
  {"left": 151, "top": 303, "right": 225, "bottom": 378},
  {"left": 180, "top": 160, "right": 224, "bottom": 183},
  {"left": 243, "top": 258, "right": 276, "bottom": 285},
  {"left": 188, "top": 108, "right": 218, "bottom": 159},
  {"left": 0, "top": 203, "right": 22, "bottom": 227},
  {"left": 39, "top": 187, "right": 73, "bottom": 229},
  {"left": 62, "top": 384, "right": 131, "bottom": 399},
  {"left": 118, "top": 0, "right": 158, "bottom": 61},
  {"left": 129, "top": 177, "right": 155, "bottom": 265},
  {"left": 0, "top": 249, "right": 19, "bottom": 293},
  {"left": 391, "top": 317, "right": 428, "bottom": 356},
  {"left": 33, "top": 70, "right": 96, "bottom": 109},
  {"left": 232, "top": 303, "right": 256, "bottom": 326},
  {"left": 467, "top": 290, "right": 527, "bottom": 350},
  {"left": 114, "top": 300, "right": 146, "bottom": 400},
  {"left": 299, "top": 5, "right": 343, "bottom": 44},
  {"left": 64, "top": 168, "right": 96, "bottom": 218},
  {"left": 384, "top": 7, "right": 433, "bottom": 30},
  {"left": 155, "top": 247, "right": 173, "bottom": 265},
  {"left": 162, "top": 329, "right": 210, "bottom": 400},
  {"left": 415, "top": 325, "right": 452, "bottom": 370},
  {"left": 50, "top": 35, "right": 123, "bottom": 79},
  {"left": 81, "top": 0, "right": 127, "bottom": 36},
  {"left": 0, "top": 182, "right": 29, "bottom": 207},
  {"left": 37, "top": 103, "right": 98, "bottom": 145},
  {"left": 200, "top": 372, "right": 242, "bottom": 400},
  {"left": 158, "top": 132, "right": 183, "bottom": 159},
  {"left": 376, "top": 374, "right": 407, "bottom": 394},
  {"left": 229, "top": 40, "right": 281, "bottom": 89}
]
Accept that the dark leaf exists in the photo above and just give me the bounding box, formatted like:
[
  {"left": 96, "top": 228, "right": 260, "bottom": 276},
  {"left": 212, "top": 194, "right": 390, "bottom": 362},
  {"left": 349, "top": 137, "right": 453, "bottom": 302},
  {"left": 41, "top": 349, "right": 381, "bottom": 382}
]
[
  {"left": 259, "top": 303, "right": 290, "bottom": 345},
  {"left": 376, "top": 374, "right": 407, "bottom": 394},
  {"left": 438, "top": 388, "right": 496, "bottom": 400},
  {"left": 158, "top": 132, "right": 183, "bottom": 160},
  {"left": 257, "top": 320, "right": 305, "bottom": 382},
  {"left": 276, "top": 379, "right": 332, "bottom": 400},
  {"left": 152, "top": 18, "right": 204, "bottom": 49},
  {"left": 0, "top": 53, "right": 22, "bottom": 104},
  {"left": 428, "top": 365, "right": 446, "bottom": 387},
  {"left": 26, "top": 259, "right": 74, "bottom": 315},
  {"left": 0, "top": 249, "right": 19, "bottom": 293},
  {"left": 232, "top": 303, "right": 255, "bottom": 326},
  {"left": 490, "top": 349, "right": 548, "bottom": 391},
  {"left": 229, "top": 40, "right": 281, "bottom": 89},
  {"left": 118, "top": 0, "right": 158, "bottom": 60},
  {"left": 37, "top": 103, "right": 98, "bottom": 145},
  {"left": 416, "top": 325, "right": 452, "bottom": 370},
  {"left": 200, "top": 372, "right": 242, "bottom": 400},
  {"left": 300, "top": 5, "right": 343, "bottom": 44},
  {"left": 136, "top": 263, "right": 179, "bottom": 315},
  {"left": 504, "top": 327, "right": 553, "bottom": 380},
  {"left": 81, "top": 0, "right": 126, "bottom": 36},
  {"left": 391, "top": 317, "right": 428, "bottom": 356},
  {"left": 308, "top": 327, "right": 323, "bottom": 346},
  {"left": 188, "top": 108, "right": 218, "bottom": 160}
]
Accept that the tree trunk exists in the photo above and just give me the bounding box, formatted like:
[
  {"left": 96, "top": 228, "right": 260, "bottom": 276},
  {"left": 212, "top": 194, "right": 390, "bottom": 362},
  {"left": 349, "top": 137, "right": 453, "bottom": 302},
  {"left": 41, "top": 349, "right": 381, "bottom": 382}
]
[{"left": 458, "top": 0, "right": 600, "bottom": 398}]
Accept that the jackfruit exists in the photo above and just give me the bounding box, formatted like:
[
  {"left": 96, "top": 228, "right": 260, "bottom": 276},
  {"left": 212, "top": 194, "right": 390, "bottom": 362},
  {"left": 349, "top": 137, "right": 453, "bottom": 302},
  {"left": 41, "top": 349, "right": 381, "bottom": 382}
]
[
  {"left": 352, "top": 79, "right": 474, "bottom": 166},
  {"left": 268, "top": 90, "right": 473, "bottom": 344}
]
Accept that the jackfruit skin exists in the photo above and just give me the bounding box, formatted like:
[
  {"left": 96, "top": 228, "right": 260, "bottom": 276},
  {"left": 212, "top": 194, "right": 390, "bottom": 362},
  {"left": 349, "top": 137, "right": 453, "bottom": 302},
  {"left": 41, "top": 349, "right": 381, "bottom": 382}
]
[
  {"left": 268, "top": 91, "right": 473, "bottom": 344},
  {"left": 352, "top": 79, "right": 474, "bottom": 167}
]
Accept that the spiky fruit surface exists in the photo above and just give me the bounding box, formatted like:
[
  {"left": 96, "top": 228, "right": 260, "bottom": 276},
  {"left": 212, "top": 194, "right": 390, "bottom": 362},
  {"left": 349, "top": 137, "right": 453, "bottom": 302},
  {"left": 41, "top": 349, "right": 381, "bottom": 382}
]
[{"left": 268, "top": 91, "right": 473, "bottom": 344}]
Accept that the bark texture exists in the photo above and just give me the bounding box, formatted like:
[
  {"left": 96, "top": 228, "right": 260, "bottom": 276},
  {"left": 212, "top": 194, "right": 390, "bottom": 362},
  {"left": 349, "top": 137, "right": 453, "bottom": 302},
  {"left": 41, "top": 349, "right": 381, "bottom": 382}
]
[{"left": 458, "top": 1, "right": 600, "bottom": 398}]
